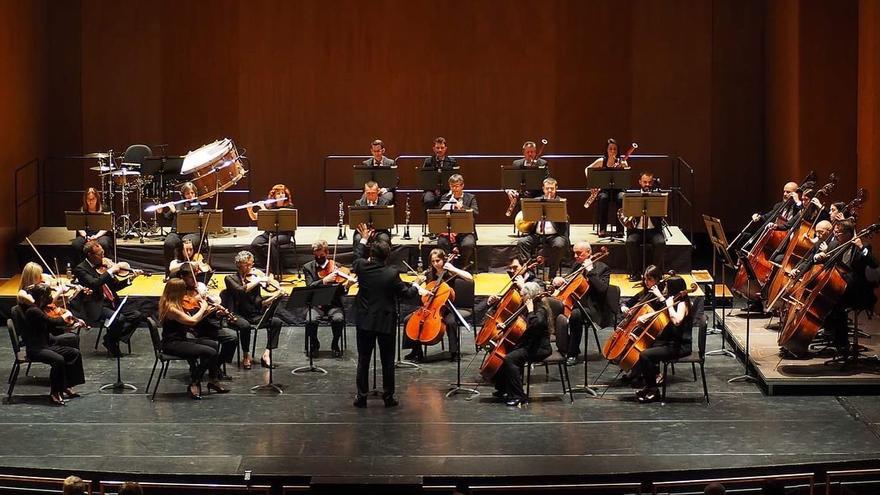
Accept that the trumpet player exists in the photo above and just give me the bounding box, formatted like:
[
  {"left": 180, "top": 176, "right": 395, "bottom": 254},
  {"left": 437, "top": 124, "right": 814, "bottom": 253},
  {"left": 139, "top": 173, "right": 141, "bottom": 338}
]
[{"left": 436, "top": 174, "right": 478, "bottom": 270}]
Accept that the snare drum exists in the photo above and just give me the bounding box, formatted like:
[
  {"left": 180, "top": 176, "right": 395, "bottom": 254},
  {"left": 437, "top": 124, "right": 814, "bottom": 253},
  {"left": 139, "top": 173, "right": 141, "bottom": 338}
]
[
  {"left": 111, "top": 169, "right": 141, "bottom": 186},
  {"left": 182, "top": 138, "right": 248, "bottom": 199}
]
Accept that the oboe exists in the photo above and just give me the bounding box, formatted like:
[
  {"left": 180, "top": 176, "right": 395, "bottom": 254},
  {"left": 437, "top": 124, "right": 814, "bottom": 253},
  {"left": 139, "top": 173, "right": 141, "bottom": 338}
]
[
  {"left": 416, "top": 236, "right": 424, "bottom": 272},
  {"left": 402, "top": 193, "right": 412, "bottom": 240},
  {"left": 337, "top": 194, "right": 347, "bottom": 240}
]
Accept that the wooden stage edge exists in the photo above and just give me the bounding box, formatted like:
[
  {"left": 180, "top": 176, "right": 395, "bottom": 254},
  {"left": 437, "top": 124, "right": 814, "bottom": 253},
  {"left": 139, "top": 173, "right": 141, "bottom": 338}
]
[{"left": 718, "top": 307, "right": 880, "bottom": 395}]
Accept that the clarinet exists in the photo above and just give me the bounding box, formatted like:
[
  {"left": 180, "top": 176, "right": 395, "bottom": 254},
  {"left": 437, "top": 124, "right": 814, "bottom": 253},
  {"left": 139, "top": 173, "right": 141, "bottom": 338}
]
[
  {"left": 337, "top": 194, "right": 347, "bottom": 240},
  {"left": 402, "top": 193, "right": 412, "bottom": 240},
  {"left": 416, "top": 236, "right": 424, "bottom": 272}
]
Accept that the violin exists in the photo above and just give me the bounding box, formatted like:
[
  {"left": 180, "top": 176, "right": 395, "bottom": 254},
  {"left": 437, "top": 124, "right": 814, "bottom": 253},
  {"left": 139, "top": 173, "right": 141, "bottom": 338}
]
[
  {"left": 182, "top": 284, "right": 233, "bottom": 319},
  {"left": 245, "top": 268, "right": 284, "bottom": 294},
  {"left": 404, "top": 251, "right": 459, "bottom": 346},
  {"left": 44, "top": 303, "right": 87, "bottom": 330},
  {"left": 552, "top": 247, "right": 609, "bottom": 317},
  {"left": 317, "top": 259, "right": 357, "bottom": 286},
  {"left": 476, "top": 256, "right": 544, "bottom": 349},
  {"left": 99, "top": 258, "right": 150, "bottom": 279}
]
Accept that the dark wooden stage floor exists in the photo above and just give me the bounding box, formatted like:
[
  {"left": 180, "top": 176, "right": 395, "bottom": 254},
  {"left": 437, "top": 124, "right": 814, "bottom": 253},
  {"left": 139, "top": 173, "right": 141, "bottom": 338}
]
[{"left": 2, "top": 322, "right": 880, "bottom": 488}]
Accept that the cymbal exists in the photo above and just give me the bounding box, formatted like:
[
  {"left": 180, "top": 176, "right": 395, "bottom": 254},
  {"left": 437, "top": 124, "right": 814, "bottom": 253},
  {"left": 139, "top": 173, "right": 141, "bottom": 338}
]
[
  {"left": 83, "top": 152, "right": 111, "bottom": 159},
  {"left": 120, "top": 162, "right": 141, "bottom": 168},
  {"left": 89, "top": 165, "right": 114, "bottom": 172},
  {"left": 111, "top": 170, "right": 141, "bottom": 176}
]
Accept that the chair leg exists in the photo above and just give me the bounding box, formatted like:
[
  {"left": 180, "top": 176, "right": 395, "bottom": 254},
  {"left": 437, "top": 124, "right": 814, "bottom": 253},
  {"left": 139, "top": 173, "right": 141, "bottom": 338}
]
[
  {"left": 525, "top": 365, "right": 531, "bottom": 398},
  {"left": 661, "top": 362, "right": 668, "bottom": 401},
  {"left": 559, "top": 363, "right": 574, "bottom": 403},
  {"left": 7, "top": 363, "right": 20, "bottom": 398},
  {"left": 94, "top": 326, "right": 104, "bottom": 350},
  {"left": 146, "top": 357, "right": 159, "bottom": 393},
  {"left": 691, "top": 363, "right": 697, "bottom": 381},
  {"left": 24, "top": 361, "right": 31, "bottom": 377},
  {"left": 699, "top": 363, "right": 709, "bottom": 404},
  {"left": 592, "top": 326, "right": 602, "bottom": 354},
  {"left": 6, "top": 364, "right": 13, "bottom": 385},
  {"left": 152, "top": 361, "right": 167, "bottom": 401}
]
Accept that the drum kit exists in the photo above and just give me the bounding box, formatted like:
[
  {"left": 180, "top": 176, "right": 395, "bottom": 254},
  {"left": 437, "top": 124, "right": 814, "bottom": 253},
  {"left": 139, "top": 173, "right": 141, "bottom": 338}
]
[{"left": 84, "top": 139, "right": 248, "bottom": 240}]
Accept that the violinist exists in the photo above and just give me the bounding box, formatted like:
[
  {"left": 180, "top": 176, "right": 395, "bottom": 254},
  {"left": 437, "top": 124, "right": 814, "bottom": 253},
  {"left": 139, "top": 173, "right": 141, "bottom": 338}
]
[
  {"left": 17, "top": 262, "right": 85, "bottom": 350},
  {"left": 362, "top": 139, "right": 396, "bottom": 204},
  {"left": 421, "top": 137, "right": 457, "bottom": 212},
  {"left": 402, "top": 248, "right": 473, "bottom": 363},
  {"left": 169, "top": 238, "right": 213, "bottom": 285},
  {"left": 516, "top": 177, "right": 569, "bottom": 277},
  {"left": 585, "top": 139, "right": 630, "bottom": 237},
  {"left": 71, "top": 187, "right": 113, "bottom": 263},
  {"left": 631, "top": 275, "right": 692, "bottom": 403},
  {"left": 436, "top": 174, "right": 479, "bottom": 270},
  {"left": 19, "top": 283, "right": 86, "bottom": 405},
  {"left": 73, "top": 240, "right": 145, "bottom": 357},
  {"left": 224, "top": 251, "right": 283, "bottom": 369},
  {"left": 551, "top": 241, "right": 611, "bottom": 366},
  {"left": 178, "top": 264, "right": 238, "bottom": 372},
  {"left": 159, "top": 279, "right": 229, "bottom": 399},
  {"left": 505, "top": 141, "right": 549, "bottom": 216},
  {"left": 625, "top": 171, "right": 666, "bottom": 281},
  {"left": 351, "top": 181, "right": 393, "bottom": 258},
  {"left": 162, "top": 182, "right": 205, "bottom": 279},
  {"left": 492, "top": 281, "right": 553, "bottom": 407},
  {"left": 249, "top": 184, "right": 294, "bottom": 273},
  {"left": 301, "top": 240, "right": 348, "bottom": 358}
]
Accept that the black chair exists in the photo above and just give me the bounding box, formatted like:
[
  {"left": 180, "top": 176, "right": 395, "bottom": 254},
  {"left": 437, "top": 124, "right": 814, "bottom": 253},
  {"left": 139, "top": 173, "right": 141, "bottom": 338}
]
[
  {"left": 660, "top": 298, "right": 709, "bottom": 404},
  {"left": 122, "top": 144, "right": 152, "bottom": 167},
  {"left": 301, "top": 306, "right": 348, "bottom": 355},
  {"left": 422, "top": 277, "right": 475, "bottom": 358},
  {"left": 6, "top": 318, "right": 32, "bottom": 399},
  {"left": 525, "top": 350, "right": 574, "bottom": 403},
  {"left": 93, "top": 321, "right": 132, "bottom": 354},
  {"left": 145, "top": 317, "right": 190, "bottom": 401}
]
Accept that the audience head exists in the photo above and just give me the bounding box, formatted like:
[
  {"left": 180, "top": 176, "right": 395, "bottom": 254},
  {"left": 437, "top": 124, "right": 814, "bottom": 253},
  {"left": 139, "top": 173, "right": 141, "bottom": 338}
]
[{"left": 62, "top": 476, "right": 88, "bottom": 495}]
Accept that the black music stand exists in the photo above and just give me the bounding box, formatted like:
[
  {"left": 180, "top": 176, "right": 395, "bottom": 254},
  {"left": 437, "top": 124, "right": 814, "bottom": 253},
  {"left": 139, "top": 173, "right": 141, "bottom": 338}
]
[
  {"left": 256, "top": 209, "right": 298, "bottom": 278},
  {"left": 586, "top": 168, "right": 632, "bottom": 239},
  {"left": 501, "top": 167, "right": 546, "bottom": 194},
  {"left": 288, "top": 285, "right": 340, "bottom": 375},
  {"left": 99, "top": 296, "right": 137, "bottom": 393},
  {"left": 352, "top": 166, "right": 398, "bottom": 191},
  {"left": 418, "top": 168, "right": 460, "bottom": 234},
  {"left": 728, "top": 252, "right": 758, "bottom": 385},
  {"left": 426, "top": 209, "right": 475, "bottom": 238},
  {"left": 445, "top": 301, "right": 479, "bottom": 398},
  {"left": 703, "top": 215, "right": 737, "bottom": 359},
  {"left": 66, "top": 211, "right": 115, "bottom": 259},
  {"left": 348, "top": 205, "right": 395, "bottom": 231},
  {"left": 622, "top": 192, "right": 668, "bottom": 276},
  {"left": 178, "top": 209, "right": 223, "bottom": 250},
  {"left": 250, "top": 296, "right": 284, "bottom": 394}
]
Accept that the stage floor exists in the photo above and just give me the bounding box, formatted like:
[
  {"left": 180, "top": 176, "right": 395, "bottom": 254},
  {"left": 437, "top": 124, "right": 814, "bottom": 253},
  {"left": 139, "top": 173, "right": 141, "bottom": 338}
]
[
  {"left": 2, "top": 321, "right": 879, "bottom": 485},
  {"left": 719, "top": 306, "right": 880, "bottom": 395}
]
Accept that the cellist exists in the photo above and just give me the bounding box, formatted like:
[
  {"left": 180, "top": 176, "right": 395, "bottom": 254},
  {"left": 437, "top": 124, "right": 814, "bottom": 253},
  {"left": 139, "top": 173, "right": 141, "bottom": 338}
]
[
  {"left": 631, "top": 275, "right": 692, "bottom": 403},
  {"left": 402, "top": 248, "right": 473, "bottom": 363},
  {"left": 551, "top": 241, "right": 611, "bottom": 366},
  {"left": 491, "top": 281, "right": 553, "bottom": 407}
]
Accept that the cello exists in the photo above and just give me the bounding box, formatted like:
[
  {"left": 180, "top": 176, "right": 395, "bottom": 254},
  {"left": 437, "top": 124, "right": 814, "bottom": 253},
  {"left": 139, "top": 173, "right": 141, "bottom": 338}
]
[
  {"left": 552, "top": 246, "right": 609, "bottom": 317},
  {"left": 480, "top": 289, "right": 552, "bottom": 381},
  {"left": 476, "top": 256, "right": 544, "bottom": 348},
  {"left": 404, "top": 250, "right": 459, "bottom": 346}
]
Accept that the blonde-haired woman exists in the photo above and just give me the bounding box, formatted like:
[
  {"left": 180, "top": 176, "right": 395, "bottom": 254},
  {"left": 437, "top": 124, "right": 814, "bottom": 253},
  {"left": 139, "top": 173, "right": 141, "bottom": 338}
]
[{"left": 158, "top": 279, "right": 228, "bottom": 399}]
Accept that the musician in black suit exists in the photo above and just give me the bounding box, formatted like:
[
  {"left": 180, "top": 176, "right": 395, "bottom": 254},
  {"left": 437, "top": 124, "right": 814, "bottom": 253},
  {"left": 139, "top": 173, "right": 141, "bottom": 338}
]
[
  {"left": 351, "top": 181, "right": 393, "bottom": 258},
  {"left": 436, "top": 174, "right": 479, "bottom": 270},
  {"left": 422, "top": 136, "right": 458, "bottom": 211},
  {"left": 351, "top": 227, "right": 421, "bottom": 408},
  {"left": 162, "top": 182, "right": 204, "bottom": 279},
  {"left": 362, "top": 139, "right": 396, "bottom": 204},
  {"left": 301, "top": 240, "right": 347, "bottom": 358},
  {"left": 505, "top": 141, "right": 550, "bottom": 212},
  {"left": 625, "top": 171, "right": 667, "bottom": 281},
  {"left": 552, "top": 241, "right": 611, "bottom": 366},
  {"left": 73, "top": 240, "right": 144, "bottom": 357},
  {"left": 516, "top": 177, "right": 570, "bottom": 277}
]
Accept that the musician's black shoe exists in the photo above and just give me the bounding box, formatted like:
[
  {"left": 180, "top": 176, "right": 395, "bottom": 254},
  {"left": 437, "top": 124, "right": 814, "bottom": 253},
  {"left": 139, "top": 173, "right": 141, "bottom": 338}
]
[
  {"left": 383, "top": 396, "right": 399, "bottom": 408},
  {"left": 404, "top": 350, "right": 422, "bottom": 362},
  {"left": 565, "top": 356, "right": 578, "bottom": 367},
  {"left": 492, "top": 390, "right": 507, "bottom": 399},
  {"left": 331, "top": 349, "right": 343, "bottom": 358},
  {"left": 636, "top": 387, "right": 660, "bottom": 403},
  {"left": 628, "top": 273, "right": 641, "bottom": 282},
  {"left": 353, "top": 396, "right": 367, "bottom": 408},
  {"left": 505, "top": 397, "right": 527, "bottom": 407}
]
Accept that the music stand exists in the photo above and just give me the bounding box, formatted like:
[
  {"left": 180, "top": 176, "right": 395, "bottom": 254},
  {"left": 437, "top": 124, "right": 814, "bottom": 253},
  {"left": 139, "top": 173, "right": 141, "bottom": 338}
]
[
  {"left": 622, "top": 192, "right": 668, "bottom": 276},
  {"left": 348, "top": 205, "right": 395, "bottom": 231},
  {"left": 352, "top": 166, "right": 398, "bottom": 190},
  {"left": 417, "top": 168, "right": 460, "bottom": 192},
  {"left": 66, "top": 211, "right": 116, "bottom": 260},
  {"left": 177, "top": 208, "right": 223, "bottom": 248},
  {"left": 288, "top": 285, "right": 340, "bottom": 375},
  {"left": 445, "top": 301, "right": 479, "bottom": 398},
  {"left": 256, "top": 209, "right": 298, "bottom": 277},
  {"left": 702, "top": 215, "right": 736, "bottom": 358},
  {"left": 250, "top": 296, "right": 284, "bottom": 394},
  {"left": 728, "top": 252, "right": 758, "bottom": 385},
  {"left": 501, "top": 167, "right": 546, "bottom": 192},
  {"left": 426, "top": 209, "right": 475, "bottom": 238},
  {"left": 99, "top": 296, "right": 137, "bottom": 393},
  {"left": 586, "top": 169, "right": 632, "bottom": 239}
]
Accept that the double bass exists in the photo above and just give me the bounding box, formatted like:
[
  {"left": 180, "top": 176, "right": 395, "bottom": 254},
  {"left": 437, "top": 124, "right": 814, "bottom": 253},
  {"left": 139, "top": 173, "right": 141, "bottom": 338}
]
[
  {"left": 404, "top": 251, "right": 458, "bottom": 346},
  {"left": 476, "top": 256, "right": 544, "bottom": 348},
  {"left": 552, "top": 247, "right": 609, "bottom": 317}
]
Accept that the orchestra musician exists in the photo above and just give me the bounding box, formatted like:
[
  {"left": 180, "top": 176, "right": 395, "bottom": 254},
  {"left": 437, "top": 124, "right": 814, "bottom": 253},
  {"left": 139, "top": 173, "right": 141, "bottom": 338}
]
[
  {"left": 631, "top": 274, "right": 692, "bottom": 403},
  {"left": 17, "top": 262, "right": 85, "bottom": 349},
  {"left": 491, "top": 281, "right": 553, "bottom": 407},
  {"left": 351, "top": 181, "right": 393, "bottom": 258},
  {"left": 19, "top": 283, "right": 86, "bottom": 406},
  {"left": 352, "top": 228, "right": 422, "bottom": 408},
  {"left": 168, "top": 238, "right": 213, "bottom": 285},
  {"left": 516, "top": 177, "right": 569, "bottom": 277},
  {"left": 402, "top": 248, "right": 473, "bottom": 363},
  {"left": 158, "top": 279, "right": 229, "bottom": 399},
  {"left": 71, "top": 188, "right": 113, "bottom": 263},
  {"left": 742, "top": 181, "right": 804, "bottom": 250},
  {"left": 436, "top": 174, "right": 479, "bottom": 270},
  {"left": 248, "top": 183, "right": 294, "bottom": 274},
  {"left": 585, "top": 139, "right": 630, "bottom": 237},
  {"left": 73, "top": 240, "right": 145, "bottom": 357},
  {"left": 362, "top": 139, "right": 396, "bottom": 204},
  {"left": 624, "top": 171, "right": 666, "bottom": 281},
  {"left": 505, "top": 141, "right": 549, "bottom": 215},
  {"left": 162, "top": 182, "right": 205, "bottom": 279},
  {"left": 224, "top": 251, "right": 284, "bottom": 370},
  {"left": 178, "top": 263, "right": 238, "bottom": 373},
  {"left": 486, "top": 257, "right": 538, "bottom": 307},
  {"left": 422, "top": 136, "right": 457, "bottom": 211},
  {"left": 622, "top": 265, "right": 664, "bottom": 313},
  {"left": 552, "top": 241, "right": 611, "bottom": 366},
  {"left": 301, "top": 240, "right": 348, "bottom": 358}
]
